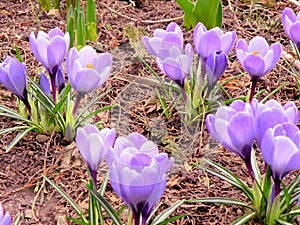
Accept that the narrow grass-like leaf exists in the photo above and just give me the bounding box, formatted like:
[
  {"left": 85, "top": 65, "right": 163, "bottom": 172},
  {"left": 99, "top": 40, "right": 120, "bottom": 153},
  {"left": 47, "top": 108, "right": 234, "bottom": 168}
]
[
  {"left": 6, "top": 127, "right": 36, "bottom": 152},
  {"left": 74, "top": 89, "right": 112, "bottom": 125},
  {"left": 151, "top": 200, "right": 185, "bottom": 225},
  {"left": 276, "top": 219, "right": 294, "bottom": 225},
  {"left": 156, "top": 214, "right": 187, "bottom": 225},
  {"left": 187, "top": 198, "right": 254, "bottom": 210},
  {"left": 75, "top": 105, "right": 117, "bottom": 128},
  {"left": 99, "top": 171, "right": 109, "bottom": 196},
  {"left": 261, "top": 82, "right": 288, "bottom": 103},
  {"left": 88, "top": 188, "right": 122, "bottom": 225},
  {"left": 67, "top": 6, "right": 75, "bottom": 48},
  {"left": 12, "top": 212, "right": 21, "bottom": 225},
  {"left": 66, "top": 216, "right": 88, "bottom": 225},
  {"left": 0, "top": 125, "right": 30, "bottom": 135},
  {"left": 198, "top": 159, "right": 253, "bottom": 201},
  {"left": 42, "top": 174, "right": 88, "bottom": 223},
  {"left": 231, "top": 211, "right": 256, "bottom": 225},
  {"left": 86, "top": 0, "right": 97, "bottom": 41},
  {"left": 156, "top": 88, "right": 170, "bottom": 118}
]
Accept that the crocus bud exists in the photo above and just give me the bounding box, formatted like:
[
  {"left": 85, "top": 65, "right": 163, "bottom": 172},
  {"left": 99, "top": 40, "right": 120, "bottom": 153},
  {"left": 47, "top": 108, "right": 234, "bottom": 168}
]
[{"left": 76, "top": 124, "right": 116, "bottom": 186}]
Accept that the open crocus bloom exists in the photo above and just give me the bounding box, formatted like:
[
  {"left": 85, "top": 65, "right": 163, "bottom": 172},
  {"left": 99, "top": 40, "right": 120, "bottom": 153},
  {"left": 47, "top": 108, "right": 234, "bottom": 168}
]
[
  {"left": 76, "top": 124, "right": 116, "bottom": 185},
  {"left": 193, "top": 22, "right": 236, "bottom": 61},
  {"left": 142, "top": 22, "right": 183, "bottom": 57},
  {"left": 106, "top": 132, "right": 174, "bottom": 225},
  {"left": 66, "top": 46, "right": 112, "bottom": 97},
  {"left": 29, "top": 27, "right": 70, "bottom": 76},
  {"left": 252, "top": 99, "right": 298, "bottom": 147},
  {"left": 236, "top": 36, "right": 282, "bottom": 81},
  {"left": 282, "top": 7, "right": 300, "bottom": 50},
  {"left": 206, "top": 100, "right": 255, "bottom": 179},
  {"left": 0, "top": 203, "right": 11, "bottom": 225},
  {"left": 158, "top": 44, "right": 194, "bottom": 88},
  {"left": 261, "top": 122, "right": 300, "bottom": 182}
]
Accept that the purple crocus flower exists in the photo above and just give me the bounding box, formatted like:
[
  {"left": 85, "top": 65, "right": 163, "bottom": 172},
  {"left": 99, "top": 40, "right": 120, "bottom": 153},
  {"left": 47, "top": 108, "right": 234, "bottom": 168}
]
[
  {"left": 76, "top": 124, "right": 116, "bottom": 186},
  {"left": 206, "top": 100, "right": 256, "bottom": 181},
  {"left": 282, "top": 7, "right": 300, "bottom": 50},
  {"left": 143, "top": 23, "right": 193, "bottom": 100},
  {"left": 193, "top": 22, "right": 236, "bottom": 89},
  {"left": 0, "top": 203, "right": 12, "bottom": 225},
  {"left": 29, "top": 27, "right": 70, "bottom": 102},
  {"left": 39, "top": 72, "right": 51, "bottom": 96},
  {"left": 106, "top": 132, "right": 174, "bottom": 225},
  {"left": 193, "top": 22, "right": 236, "bottom": 60},
  {"left": 205, "top": 50, "right": 228, "bottom": 89},
  {"left": 252, "top": 99, "right": 298, "bottom": 147},
  {"left": 55, "top": 66, "right": 65, "bottom": 94},
  {"left": 261, "top": 122, "right": 300, "bottom": 197},
  {"left": 158, "top": 44, "right": 194, "bottom": 100},
  {"left": 142, "top": 22, "right": 184, "bottom": 57},
  {"left": 66, "top": 46, "right": 112, "bottom": 115},
  {"left": 0, "top": 57, "right": 31, "bottom": 114},
  {"left": 236, "top": 36, "right": 282, "bottom": 102}
]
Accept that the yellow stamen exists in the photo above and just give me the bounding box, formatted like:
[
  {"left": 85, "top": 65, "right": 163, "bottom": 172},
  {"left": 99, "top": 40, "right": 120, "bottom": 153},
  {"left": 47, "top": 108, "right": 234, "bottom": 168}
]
[
  {"left": 86, "top": 63, "right": 94, "bottom": 69},
  {"left": 253, "top": 51, "right": 259, "bottom": 56}
]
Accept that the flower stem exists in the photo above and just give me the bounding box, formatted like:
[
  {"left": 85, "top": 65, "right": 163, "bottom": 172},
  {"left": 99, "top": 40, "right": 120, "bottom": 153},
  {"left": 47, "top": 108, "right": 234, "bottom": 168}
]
[
  {"left": 181, "top": 86, "right": 187, "bottom": 102},
  {"left": 50, "top": 74, "right": 57, "bottom": 103},
  {"left": 274, "top": 178, "right": 281, "bottom": 198},
  {"left": 249, "top": 78, "right": 258, "bottom": 103},
  {"left": 72, "top": 94, "right": 83, "bottom": 116}
]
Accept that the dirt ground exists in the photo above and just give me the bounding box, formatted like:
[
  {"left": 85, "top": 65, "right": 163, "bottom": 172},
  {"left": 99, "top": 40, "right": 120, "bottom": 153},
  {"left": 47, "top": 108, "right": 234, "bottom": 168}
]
[{"left": 0, "top": 0, "right": 300, "bottom": 224}]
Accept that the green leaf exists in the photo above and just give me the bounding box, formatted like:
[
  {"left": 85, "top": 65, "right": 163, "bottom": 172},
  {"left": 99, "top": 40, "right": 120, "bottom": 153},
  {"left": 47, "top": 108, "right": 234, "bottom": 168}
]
[
  {"left": 268, "top": 196, "right": 281, "bottom": 225},
  {"left": 12, "top": 212, "right": 21, "bottom": 225},
  {"left": 0, "top": 125, "right": 30, "bottom": 135},
  {"left": 88, "top": 188, "right": 123, "bottom": 225},
  {"left": 52, "top": 0, "right": 61, "bottom": 10},
  {"left": 176, "top": 0, "right": 198, "bottom": 29},
  {"left": 193, "top": 0, "right": 220, "bottom": 29},
  {"left": 156, "top": 214, "right": 187, "bottom": 225},
  {"left": 156, "top": 88, "right": 170, "bottom": 118},
  {"left": 67, "top": 6, "right": 75, "bottom": 48},
  {"left": 76, "top": 9, "right": 86, "bottom": 49},
  {"left": 74, "top": 89, "right": 113, "bottom": 125},
  {"left": 66, "top": 216, "right": 89, "bottom": 225},
  {"left": 187, "top": 198, "right": 254, "bottom": 210},
  {"left": 86, "top": 0, "right": 97, "bottom": 41},
  {"left": 42, "top": 175, "right": 88, "bottom": 223},
  {"left": 197, "top": 159, "right": 254, "bottom": 202},
  {"left": 276, "top": 219, "right": 294, "bottom": 225},
  {"left": 150, "top": 200, "right": 185, "bottom": 225},
  {"left": 6, "top": 127, "right": 36, "bottom": 152},
  {"left": 231, "top": 211, "right": 256, "bottom": 225},
  {"left": 38, "top": 0, "right": 52, "bottom": 10}
]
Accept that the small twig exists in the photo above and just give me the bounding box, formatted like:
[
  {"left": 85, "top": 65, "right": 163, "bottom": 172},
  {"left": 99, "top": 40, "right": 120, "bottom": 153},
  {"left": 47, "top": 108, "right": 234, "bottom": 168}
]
[{"left": 99, "top": 2, "right": 183, "bottom": 24}]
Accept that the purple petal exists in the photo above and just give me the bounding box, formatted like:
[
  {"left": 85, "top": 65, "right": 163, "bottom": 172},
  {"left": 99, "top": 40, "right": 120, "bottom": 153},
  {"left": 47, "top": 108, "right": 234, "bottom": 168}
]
[
  {"left": 243, "top": 54, "right": 265, "bottom": 78},
  {"left": 39, "top": 72, "right": 51, "bottom": 96},
  {"left": 197, "top": 31, "right": 222, "bottom": 59},
  {"left": 248, "top": 36, "right": 269, "bottom": 56},
  {"left": 221, "top": 31, "right": 236, "bottom": 54},
  {"left": 282, "top": 7, "right": 296, "bottom": 36}
]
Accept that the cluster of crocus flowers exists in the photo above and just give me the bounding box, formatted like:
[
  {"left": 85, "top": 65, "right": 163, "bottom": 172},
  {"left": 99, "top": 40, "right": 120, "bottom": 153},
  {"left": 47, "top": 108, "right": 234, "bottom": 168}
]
[
  {"left": 143, "top": 22, "right": 193, "bottom": 101},
  {"left": 75, "top": 126, "right": 174, "bottom": 225},
  {"left": 236, "top": 36, "right": 282, "bottom": 102},
  {"left": 0, "top": 203, "right": 11, "bottom": 225},
  {"left": 29, "top": 27, "right": 70, "bottom": 102},
  {"left": 142, "top": 22, "right": 236, "bottom": 101},
  {"left": 206, "top": 98, "right": 300, "bottom": 197}
]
